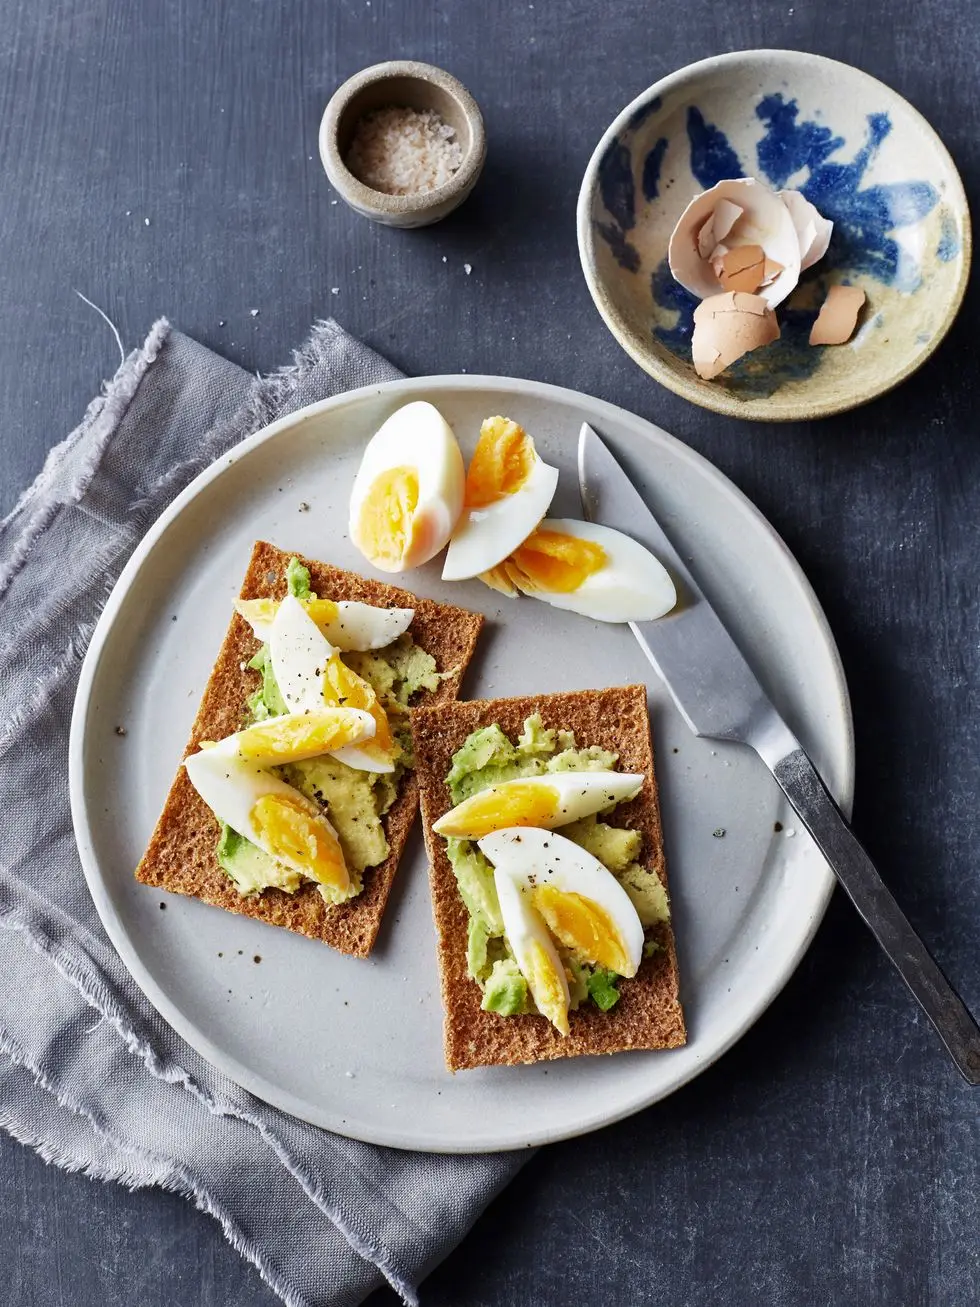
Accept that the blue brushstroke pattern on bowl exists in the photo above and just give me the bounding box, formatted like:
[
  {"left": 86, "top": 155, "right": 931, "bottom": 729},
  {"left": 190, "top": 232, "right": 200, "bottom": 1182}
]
[{"left": 579, "top": 52, "right": 970, "bottom": 419}]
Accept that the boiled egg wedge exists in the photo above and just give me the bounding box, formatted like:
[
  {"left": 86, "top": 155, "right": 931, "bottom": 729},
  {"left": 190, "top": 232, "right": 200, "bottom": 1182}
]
[
  {"left": 184, "top": 750, "right": 350, "bottom": 892},
  {"left": 269, "top": 596, "right": 395, "bottom": 773},
  {"left": 442, "top": 417, "right": 559, "bottom": 581},
  {"left": 234, "top": 594, "right": 413, "bottom": 651},
  {"left": 480, "top": 828, "right": 645, "bottom": 1034},
  {"left": 203, "top": 706, "right": 377, "bottom": 767},
  {"left": 349, "top": 401, "right": 464, "bottom": 573},
  {"left": 479, "top": 518, "right": 676, "bottom": 623},
  {"left": 493, "top": 864, "right": 571, "bottom": 1035},
  {"left": 433, "top": 771, "right": 643, "bottom": 839}
]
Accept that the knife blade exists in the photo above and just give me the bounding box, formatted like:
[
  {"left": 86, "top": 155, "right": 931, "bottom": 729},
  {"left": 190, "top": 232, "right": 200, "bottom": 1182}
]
[{"left": 578, "top": 421, "right": 980, "bottom": 1084}]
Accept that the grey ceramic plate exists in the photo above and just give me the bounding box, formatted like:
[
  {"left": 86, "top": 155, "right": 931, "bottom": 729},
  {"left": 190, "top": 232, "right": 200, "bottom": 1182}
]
[{"left": 69, "top": 376, "right": 853, "bottom": 1153}]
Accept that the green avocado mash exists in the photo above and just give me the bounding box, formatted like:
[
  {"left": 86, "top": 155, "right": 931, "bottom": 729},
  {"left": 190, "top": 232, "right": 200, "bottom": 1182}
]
[
  {"left": 482, "top": 958, "right": 528, "bottom": 1016},
  {"left": 441, "top": 713, "right": 671, "bottom": 1018},
  {"left": 217, "top": 825, "right": 304, "bottom": 895},
  {"left": 216, "top": 557, "right": 439, "bottom": 901}
]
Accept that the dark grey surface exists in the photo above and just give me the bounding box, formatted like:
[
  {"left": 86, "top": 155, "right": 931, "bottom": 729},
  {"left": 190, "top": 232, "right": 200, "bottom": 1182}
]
[{"left": 2, "top": 0, "right": 978, "bottom": 1304}]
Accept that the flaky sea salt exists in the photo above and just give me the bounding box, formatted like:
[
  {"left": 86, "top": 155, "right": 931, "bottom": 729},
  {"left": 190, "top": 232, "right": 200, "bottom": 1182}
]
[{"left": 345, "top": 106, "right": 463, "bottom": 196}]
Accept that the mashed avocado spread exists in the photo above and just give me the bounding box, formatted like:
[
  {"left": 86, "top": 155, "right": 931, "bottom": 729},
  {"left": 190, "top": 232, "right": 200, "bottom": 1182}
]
[
  {"left": 216, "top": 559, "right": 441, "bottom": 901},
  {"left": 442, "top": 714, "right": 670, "bottom": 1017}
]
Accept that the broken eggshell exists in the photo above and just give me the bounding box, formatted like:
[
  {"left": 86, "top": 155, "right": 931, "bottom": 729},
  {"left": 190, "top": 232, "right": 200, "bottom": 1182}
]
[
  {"left": 780, "top": 190, "right": 834, "bottom": 271},
  {"left": 691, "top": 291, "right": 780, "bottom": 380},
  {"left": 697, "top": 198, "right": 743, "bottom": 258},
  {"left": 809, "top": 284, "right": 866, "bottom": 345},
  {"left": 668, "top": 179, "right": 803, "bottom": 308},
  {"left": 716, "top": 244, "right": 786, "bottom": 293}
]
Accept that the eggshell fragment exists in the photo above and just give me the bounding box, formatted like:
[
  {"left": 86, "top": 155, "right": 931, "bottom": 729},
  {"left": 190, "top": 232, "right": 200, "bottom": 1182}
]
[
  {"left": 668, "top": 179, "right": 803, "bottom": 307},
  {"left": 718, "top": 244, "right": 767, "bottom": 293},
  {"left": 691, "top": 292, "right": 780, "bottom": 379},
  {"left": 780, "top": 190, "right": 834, "bottom": 270},
  {"left": 809, "top": 285, "right": 866, "bottom": 346},
  {"left": 761, "top": 257, "right": 784, "bottom": 285},
  {"left": 696, "top": 199, "right": 743, "bottom": 257}
]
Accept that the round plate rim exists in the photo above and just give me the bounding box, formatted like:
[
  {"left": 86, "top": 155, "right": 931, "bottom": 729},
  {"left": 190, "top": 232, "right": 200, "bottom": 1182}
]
[{"left": 69, "top": 373, "right": 854, "bottom": 1151}]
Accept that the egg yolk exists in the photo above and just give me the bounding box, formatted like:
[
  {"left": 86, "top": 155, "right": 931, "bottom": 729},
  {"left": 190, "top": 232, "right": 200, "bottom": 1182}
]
[
  {"left": 533, "top": 885, "right": 632, "bottom": 975},
  {"left": 250, "top": 794, "right": 349, "bottom": 889},
  {"left": 356, "top": 465, "right": 419, "bottom": 568},
  {"left": 476, "top": 564, "right": 518, "bottom": 597},
  {"left": 507, "top": 528, "right": 607, "bottom": 595},
  {"left": 524, "top": 939, "right": 570, "bottom": 1036},
  {"left": 463, "top": 417, "right": 536, "bottom": 508},
  {"left": 322, "top": 652, "right": 394, "bottom": 766},
  {"left": 233, "top": 709, "right": 368, "bottom": 764},
  {"left": 235, "top": 595, "right": 339, "bottom": 634},
  {"left": 435, "top": 781, "right": 560, "bottom": 838}
]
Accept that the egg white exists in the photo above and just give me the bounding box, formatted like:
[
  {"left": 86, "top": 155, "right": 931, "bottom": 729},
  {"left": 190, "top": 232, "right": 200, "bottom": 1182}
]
[
  {"left": 441, "top": 455, "right": 559, "bottom": 581},
  {"left": 433, "top": 770, "right": 644, "bottom": 838},
  {"left": 513, "top": 518, "right": 677, "bottom": 623},
  {"left": 184, "top": 748, "right": 348, "bottom": 888},
  {"left": 269, "top": 596, "right": 394, "bottom": 773},
  {"left": 492, "top": 860, "right": 571, "bottom": 1034},
  {"left": 349, "top": 400, "right": 464, "bottom": 572},
  {"left": 479, "top": 827, "right": 645, "bottom": 978},
  {"left": 206, "top": 706, "right": 377, "bottom": 767},
  {"left": 235, "top": 596, "right": 414, "bottom": 650}
]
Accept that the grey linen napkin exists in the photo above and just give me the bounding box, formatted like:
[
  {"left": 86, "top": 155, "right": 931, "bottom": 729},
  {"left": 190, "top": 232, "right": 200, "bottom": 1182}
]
[{"left": 0, "top": 319, "right": 525, "bottom": 1307}]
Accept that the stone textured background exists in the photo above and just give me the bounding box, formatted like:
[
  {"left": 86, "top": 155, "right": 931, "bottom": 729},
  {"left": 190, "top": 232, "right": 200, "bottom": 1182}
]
[{"left": 1, "top": 1, "right": 977, "bottom": 1303}]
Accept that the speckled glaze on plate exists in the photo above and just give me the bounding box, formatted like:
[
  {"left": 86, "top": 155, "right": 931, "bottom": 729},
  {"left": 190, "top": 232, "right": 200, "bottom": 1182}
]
[
  {"left": 70, "top": 376, "right": 853, "bottom": 1152},
  {"left": 577, "top": 50, "right": 971, "bottom": 420}
]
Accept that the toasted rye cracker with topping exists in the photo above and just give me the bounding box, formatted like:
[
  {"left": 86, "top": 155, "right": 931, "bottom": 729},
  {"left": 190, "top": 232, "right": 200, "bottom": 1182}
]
[
  {"left": 136, "top": 540, "right": 483, "bottom": 958},
  {"left": 412, "top": 685, "right": 686, "bottom": 1070}
]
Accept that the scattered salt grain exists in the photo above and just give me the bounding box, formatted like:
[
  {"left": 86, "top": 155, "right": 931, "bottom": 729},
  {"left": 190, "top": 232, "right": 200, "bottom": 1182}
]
[
  {"left": 463, "top": 263, "right": 472, "bottom": 275},
  {"left": 331, "top": 287, "right": 340, "bottom": 295},
  {"left": 250, "top": 308, "right": 259, "bottom": 317},
  {"left": 144, "top": 217, "right": 150, "bottom": 226},
  {"left": 345, "top": 106, "right": 463, "bottom": 196}
]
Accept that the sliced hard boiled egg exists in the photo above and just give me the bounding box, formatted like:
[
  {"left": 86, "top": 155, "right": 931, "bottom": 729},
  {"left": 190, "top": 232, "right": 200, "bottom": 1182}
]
[
  {"left": 234, "top": 594, "right": 414, "bottom": 650},
  {"left": 433, "top": 771, "right": 644, "bottom": 839},
  {"left": 269, "top": 596, "right": 395, "bottom": 772},
  {"left": 481, "top": 827, "right": 645, "bottom": 980},
  {"left": 480, "top": 518, "right": 676, "bottom": 623},
  {"left": 441, "top": 417, "right": 559, "bottom": 581},
  {"left": 349, "top": 401, "right": 464, "bottom": 573},
  {"left": 184, "top": 750, "right": 350, "bottom": 891},
  {"left": 206, "top": 706, "right": 376, "bottom": 767},
  {"left": 492, "top": 858, "right": 571, "bottom": 1035}
]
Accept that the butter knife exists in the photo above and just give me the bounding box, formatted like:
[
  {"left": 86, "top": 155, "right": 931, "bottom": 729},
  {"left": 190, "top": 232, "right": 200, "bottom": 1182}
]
[{"left": 578, "top": 422, "right": 980, "bottom": 1083}]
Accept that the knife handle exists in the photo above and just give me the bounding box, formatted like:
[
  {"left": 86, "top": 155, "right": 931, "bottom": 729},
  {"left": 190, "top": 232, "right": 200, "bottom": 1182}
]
[{"left": 773, "top": 748, "right": 980, "bottom": 1085}]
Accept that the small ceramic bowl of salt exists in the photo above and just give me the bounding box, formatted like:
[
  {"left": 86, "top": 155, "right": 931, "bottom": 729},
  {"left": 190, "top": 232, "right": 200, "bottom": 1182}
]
[{"left": 320, "top": 61, "right": 486, "bottom": 228}]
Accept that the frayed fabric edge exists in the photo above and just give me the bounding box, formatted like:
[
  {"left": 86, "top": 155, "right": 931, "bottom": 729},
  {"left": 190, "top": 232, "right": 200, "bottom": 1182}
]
[
  {"left": 0, "top": 318, "right": 171, "bottom": 603},
  {"left": 0, "top": 1030, "right": 320, "bottom": 1307},
  {"left": 240, "top": 318, "right": 374, "bottom": 430},
  {"left": 0, "top": 905, "right": 418, "bottom": 1304},
  {"left": 0, "top": 315, "right": 432, "bottom": 1305}
]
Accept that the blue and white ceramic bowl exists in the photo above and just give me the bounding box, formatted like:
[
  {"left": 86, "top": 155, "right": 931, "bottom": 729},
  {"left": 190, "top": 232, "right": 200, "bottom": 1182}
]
[{"left": 577, "top": 51, "right": 971, "bottom": 420}]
